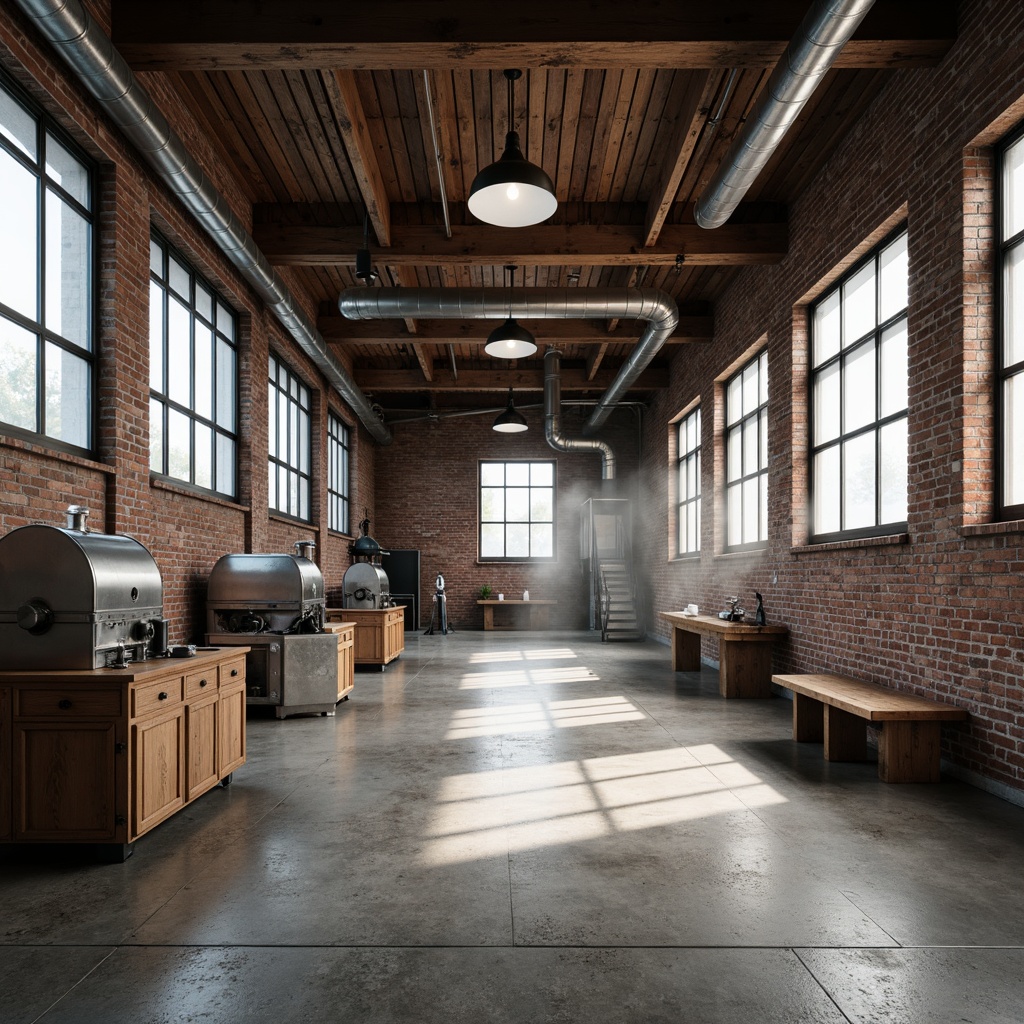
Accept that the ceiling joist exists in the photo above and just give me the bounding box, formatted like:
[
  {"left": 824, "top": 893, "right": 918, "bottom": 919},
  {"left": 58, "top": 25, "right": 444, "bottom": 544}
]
[{"left": 353, "top": 364, "right": 667, "bottom": 393}]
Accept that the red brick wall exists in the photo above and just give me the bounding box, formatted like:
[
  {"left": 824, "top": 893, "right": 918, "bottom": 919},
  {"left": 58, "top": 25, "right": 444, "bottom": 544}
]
[
  {"left": 0, "top": 2, "right": 375, "bottom": 647},
  {"left": 372, "top": 403, "right": 639, "bottom": 629},
  {"left": 640, "top": 0, "right": 1024, "bottom": 796}
]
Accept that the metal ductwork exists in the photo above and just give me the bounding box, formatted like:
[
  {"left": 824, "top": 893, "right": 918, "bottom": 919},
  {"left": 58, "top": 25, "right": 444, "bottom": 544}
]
[
  {"left": 544, "top": 350, "right": 615, "bottom": 480},
  {"left": 338, "top": 287, "right": 678, "bottom": 434},
  {"left": 694, "top": 0, "right": 876, "bottom": 229},
  {"left": 14, "top": 0, "right": 391, "bottom": 446}
]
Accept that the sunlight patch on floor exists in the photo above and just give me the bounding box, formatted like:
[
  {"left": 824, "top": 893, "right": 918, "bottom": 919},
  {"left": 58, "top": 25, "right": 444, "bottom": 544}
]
[
  {"left": 468, "top": 647, "right": 580, "bottom": 665},
  {"left": 445, "top": 696, "right": 643, "bottom": 739},
  {"left": 421, "top": 745, "right": 787, "bottom": 865}
]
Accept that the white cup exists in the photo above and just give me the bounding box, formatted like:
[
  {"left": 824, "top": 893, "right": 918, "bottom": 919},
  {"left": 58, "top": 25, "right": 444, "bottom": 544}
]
[
  {"left": 686, "top": 603, "right": 698, "bottom": 615},
  {"left": 498, "top": 593, "right": 504, "bottom": 601}
]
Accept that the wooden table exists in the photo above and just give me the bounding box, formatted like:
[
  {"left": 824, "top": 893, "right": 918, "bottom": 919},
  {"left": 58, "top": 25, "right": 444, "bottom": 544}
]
[
  {"left": 478, "top": 599, "right": 557, "bottom": 630},
  {"left": 658, "top": 611, "right": 788, "bottom": 698},
  {"left": 325, "top": 607, "right": 405, "bottom": 668}
]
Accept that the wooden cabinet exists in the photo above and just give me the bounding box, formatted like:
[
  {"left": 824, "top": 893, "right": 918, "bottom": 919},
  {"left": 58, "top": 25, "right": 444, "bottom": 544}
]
[
  {"left": 0, "top": 648, "right": 247, "bottom": 854},
  {"left": 323, "top": 623, "right": 355, "bottom": 700},
  {"left": 326, "top": 607, "right": 405, "bottom": 668}
]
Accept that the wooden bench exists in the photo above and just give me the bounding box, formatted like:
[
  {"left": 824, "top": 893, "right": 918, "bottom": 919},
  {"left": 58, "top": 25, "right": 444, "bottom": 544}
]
[
  {"left": 659, "top": 611, "right": 788, "bottom": 698},
  {"left": 771, "top": 673, "right": 969, "bottom": 783},
  {"left": 478, "top": 599, "right": 557, "bottom": 630}
]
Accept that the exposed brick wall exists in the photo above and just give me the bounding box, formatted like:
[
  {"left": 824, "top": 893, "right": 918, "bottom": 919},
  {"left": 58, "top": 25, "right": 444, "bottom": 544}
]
[
  {"left": 0, "top": 2, "right": 376, "bottom": 651},
  {"left": 640, "top": 0, "right": 1024, "bottom": 794},
  {"left": 372, "top": 403, "right": 639, "bottom": 630}
]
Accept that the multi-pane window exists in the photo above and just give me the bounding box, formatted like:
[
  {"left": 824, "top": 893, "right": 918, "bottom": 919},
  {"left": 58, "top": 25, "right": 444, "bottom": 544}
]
[
  {"left": 999, "top": 131, "right": 1024, "bottom": 519},
  {"left": 268, "top": 354, "right": 311, "bottom": 520},
  {"left": 676, "top": 407, "right": 701, "bottom": 555},
  {"left": 810, "top": 230, "right": 908, "bottom": 539},
  {"left": 327, "top": 412, "right": 350, "bottom": 534},
  {"left": 0, "top": 76, "right": 93, "bottom": 450},
  {"left": 149, "top": 233, "right": 238, "bottom": 497},
  {"left": 725, "top": 352, "right": 768, "bottom": 549},
  {"left": 479, "top": 461, "right": 555, "bottom": 560}
]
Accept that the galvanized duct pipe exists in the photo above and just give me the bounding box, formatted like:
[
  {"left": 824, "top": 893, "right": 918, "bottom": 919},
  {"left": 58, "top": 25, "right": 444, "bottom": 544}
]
[
  {"left": 15, "top": 0, "right": 391, "bottom": 446},
  {"left": 544, "top": 350, "right": 615, "bottom": 480},
  {"left": 338, "top": 287, "right": 678, "bottom": 434},
  {"left": 694, "top": 0, "right": 876, "bottom": 229}
]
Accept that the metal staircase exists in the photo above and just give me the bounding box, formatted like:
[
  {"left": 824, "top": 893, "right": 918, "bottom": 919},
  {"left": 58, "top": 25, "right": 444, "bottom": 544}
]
[{"left": 581, "top": 498, "right": 645, "bottom": 642}]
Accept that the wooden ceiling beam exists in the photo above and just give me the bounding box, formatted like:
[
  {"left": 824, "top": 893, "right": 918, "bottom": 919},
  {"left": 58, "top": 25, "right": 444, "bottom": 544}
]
[
  {"left": 112, "top": 2, "right": 957, "bottom": 71},
  {"left": 255, "top": 220, "right": 787, "bottom": 267},
  {"left": 354, "top": 365, "right": 667, "bottom": 393},
  {"left": 324, "top": 71, "right": 391, "bottom": 246},
  {"left": 319, "top": 316, "right": 714, "bottom": 345}
]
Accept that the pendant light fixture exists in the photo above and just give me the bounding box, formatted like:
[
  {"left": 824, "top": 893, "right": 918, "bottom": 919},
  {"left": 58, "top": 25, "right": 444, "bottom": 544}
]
[
  {"left": 485, "top": 265, "right": 538, "bottom": 359},
  {"left": 468, "top": 69, "right": 557, "bottom": 228},
  {"left": 492, "top": 388, "right": 529, "bottom": 432}
]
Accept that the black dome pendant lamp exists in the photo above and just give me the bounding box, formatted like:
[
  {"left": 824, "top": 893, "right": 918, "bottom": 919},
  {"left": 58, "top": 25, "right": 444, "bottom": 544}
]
[
  {"left": 492, "top": 388, "right": 529, "bottom": 433},
  {"left": 485, "top": 265, "right": 538, "bottom": 359},
  {"left": 468, "top": 69, "right": 557, "bottom": 228}
]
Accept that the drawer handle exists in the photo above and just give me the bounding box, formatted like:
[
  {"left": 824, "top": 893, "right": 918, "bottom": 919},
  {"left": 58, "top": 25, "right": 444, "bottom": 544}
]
[
  {"left": 230, "top": 668, "right": 239, "bottom": 677},
  {"left": 158, "top": 691, "right": 169, "bottom": 701},
  {"left": 199, "top": 678, "right": 208, "bottom": 688},
  {"left": 58, "top": 698, "right": 72, "bottom": 710}
]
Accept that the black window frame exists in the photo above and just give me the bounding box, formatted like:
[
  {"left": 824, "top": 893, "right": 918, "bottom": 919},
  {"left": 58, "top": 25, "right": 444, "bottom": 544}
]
[
  {"left": 808, "top": 227, "right": 909, "bottom": 543},
  {"left": 676, "top": 406, "right": 701, "bottom": 556},
  {"left": 149, "top": 230, "right": 239, "bottom": 499},
  {"left": 268, "top": 352, "right": 312, "bottom": 522},
  {"left": 724, "top": 351, "right": 768, "bottom": 552},
  {"left": 0, "top": 70, "right": 96, "bottom": 455},
  {"left": 327, "top": 411, "right": 351, "bottom": 535},
  {"left": 478, "top": 459, "right": 557, "bottom": 562},
  {"left": 998, "top": 124, "right": 1024, "bottom": 522}
]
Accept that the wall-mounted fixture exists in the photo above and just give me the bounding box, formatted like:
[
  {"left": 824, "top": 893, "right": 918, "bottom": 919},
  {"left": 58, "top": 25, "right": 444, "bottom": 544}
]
[
  {"left": 468, "top": 69, "right": 557, "bottom": 228},
  {"left": 484, "top": 265, "right": 538, "bottom": 359},
  {"left": 492, "top": 388, "right": 529, "bottom": 433}
]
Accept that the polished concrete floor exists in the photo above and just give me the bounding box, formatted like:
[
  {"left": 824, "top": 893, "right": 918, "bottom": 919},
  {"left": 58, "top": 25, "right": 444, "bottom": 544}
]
[{"left": 3, "top": 629, "right": 1023, "bottom": 1023}]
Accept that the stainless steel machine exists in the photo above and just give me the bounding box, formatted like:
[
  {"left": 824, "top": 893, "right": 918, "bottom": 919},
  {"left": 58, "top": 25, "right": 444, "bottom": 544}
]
[
  {"left": 0, "top": 505, "right": 168, "bottom": 670},
  {"left": 342, "top": 516, "right": 392, "bottom": 609},
  {"left": 205, "top": 542, "right": 339, "bottom": 718}
]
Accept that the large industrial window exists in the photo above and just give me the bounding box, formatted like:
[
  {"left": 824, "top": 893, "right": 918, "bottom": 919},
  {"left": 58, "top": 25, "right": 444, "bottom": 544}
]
[
  {"left": 0, "top": 75, "right": 94, "bottom": 451},
  {"left": 810, "top": 229, "right": 908, "bottom": 540},
  {"left": 676, "top": 406, "right": 701, "bottom": 555},
  {"left": 725, "top": 352, "right": 768, "bottom": 549},
  {"left": 268, "top": 353, "right": 311, "bottom": 520},
  {"left": 149, "top": 233, "right": 238, "bottom": 497},
  {"left": 327, "top": 412, "right": 350, "bottom": 534},
  {"left": 479, "top": 460, "right": 556, "bottom": 561},
  {"left": 999, "top": 130, "right": 1024, "bottom": 520}
]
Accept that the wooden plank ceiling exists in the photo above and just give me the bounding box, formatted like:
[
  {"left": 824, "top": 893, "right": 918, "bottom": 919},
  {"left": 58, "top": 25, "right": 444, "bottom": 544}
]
[{"left": 114, "top": 1, "right": 957, "bottom": 415}]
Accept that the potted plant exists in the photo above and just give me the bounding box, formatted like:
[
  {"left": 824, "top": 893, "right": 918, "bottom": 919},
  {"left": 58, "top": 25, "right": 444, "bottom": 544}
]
[{"left": 479, "top": 584, "right": 493, "bottom": 600}]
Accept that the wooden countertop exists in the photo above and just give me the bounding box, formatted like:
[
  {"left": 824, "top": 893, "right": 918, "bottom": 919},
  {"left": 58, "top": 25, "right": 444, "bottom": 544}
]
[
  {"left": 658, "top": 611, "right": 788, "bottom": 636},
  {"left": 0, "top": 646, "right": 248, "bottom": 683}
]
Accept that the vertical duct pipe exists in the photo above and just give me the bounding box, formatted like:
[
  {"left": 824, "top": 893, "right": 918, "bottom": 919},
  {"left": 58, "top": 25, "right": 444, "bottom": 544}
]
[
  {"left": 694, "top": 0, "right": 876, "bottom": 229},
  {"left": 544, "top": 350, "right": 616, "bottom": 481},
  {"left": 14, "top": 0, "right": 391, "bottom": 445}
]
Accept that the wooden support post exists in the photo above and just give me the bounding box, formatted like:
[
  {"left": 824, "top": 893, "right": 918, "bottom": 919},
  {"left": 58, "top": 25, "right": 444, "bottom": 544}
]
[
  {"left": 877, "top": 720, "right": 942, "bottom": 783},
  {"left": 793, "top": 694, "right": 824, "bottom": 742},
  {"left": 670, "top": 627, "right": 702, "bottom": 672},
  {"left": 823, "top": 705, "right": 868, "bottom": 762}
]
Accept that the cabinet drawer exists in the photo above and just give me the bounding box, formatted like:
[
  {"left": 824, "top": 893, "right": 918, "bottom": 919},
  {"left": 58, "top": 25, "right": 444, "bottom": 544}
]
[
  {"left": 132, "top": 677, "right": 183, "bottom": 718},
  {"left": 16, "top": 687, "right": 123, "bottom": 718},
  {"left": 218, "top": 656, "right": 246, "bottom": 687},
  {"left": 185, "top": 667, "right": 217, "bottom": 698}
]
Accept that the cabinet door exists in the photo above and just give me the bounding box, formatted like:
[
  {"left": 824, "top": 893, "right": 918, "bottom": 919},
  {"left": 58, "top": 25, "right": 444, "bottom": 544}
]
[
  {"left": 14, "top": 720, "right": 120, "bottom": 841},
  {"left": 0, "top": 688, "right": 9, "bottom": 842},
  {"left": 132, "top": 708, "right": 184, "bottom": 839},
  {"left": 217, "top": 684, "right": 246, "bottom": 776},
  {"left": 185, "top": 692, "right": 219, "bottom": 801}
]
